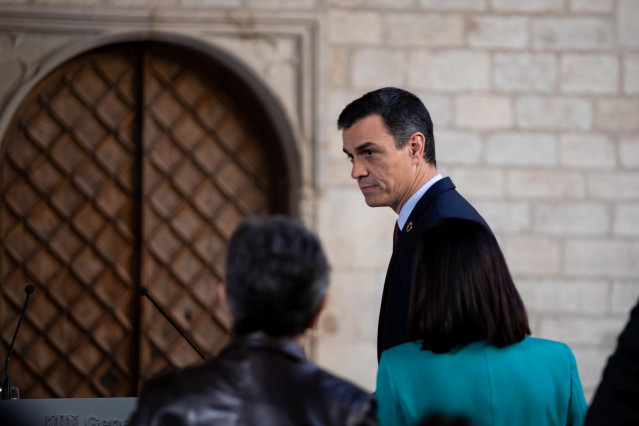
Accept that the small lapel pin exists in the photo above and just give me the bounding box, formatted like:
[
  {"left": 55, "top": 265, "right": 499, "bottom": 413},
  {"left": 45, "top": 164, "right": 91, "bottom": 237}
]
[{"left": 406, "top": 222, "right": 413, "bottom": 232}]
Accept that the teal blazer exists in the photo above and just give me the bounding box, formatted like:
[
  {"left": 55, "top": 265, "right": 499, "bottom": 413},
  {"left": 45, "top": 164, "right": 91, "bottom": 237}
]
[{"left": 376, "top": 337, "right": 588, "bottom": 426}]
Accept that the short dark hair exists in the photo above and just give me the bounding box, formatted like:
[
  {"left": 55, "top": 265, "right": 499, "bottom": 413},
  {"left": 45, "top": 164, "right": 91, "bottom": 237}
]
[
  {"left": 225, "top": 216, "right": 328, "bottom": 337},
  {"left": 337, "top": 87, "right": 436, "bottom": 166},
  {"left": 407, "top": 218, "right": 530, "bottom": 353}
]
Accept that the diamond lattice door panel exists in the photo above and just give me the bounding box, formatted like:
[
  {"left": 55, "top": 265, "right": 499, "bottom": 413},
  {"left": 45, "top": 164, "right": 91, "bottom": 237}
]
[
  {"left": 1, "top": 42, "right": 289, "bottom": 397},
  {"left": 138, "top": 46, "right": 281, "bottom": 377}
]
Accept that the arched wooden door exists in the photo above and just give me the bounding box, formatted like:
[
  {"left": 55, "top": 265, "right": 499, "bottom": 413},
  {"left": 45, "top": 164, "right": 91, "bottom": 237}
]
[{"left": 0, "top": 42, "right": 290, "bottom": 398}]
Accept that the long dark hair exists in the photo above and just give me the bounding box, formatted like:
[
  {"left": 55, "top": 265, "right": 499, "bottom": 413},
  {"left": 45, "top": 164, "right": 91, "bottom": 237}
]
[{"left": 407, "top": 218, "right": 530, "bottom": 353}]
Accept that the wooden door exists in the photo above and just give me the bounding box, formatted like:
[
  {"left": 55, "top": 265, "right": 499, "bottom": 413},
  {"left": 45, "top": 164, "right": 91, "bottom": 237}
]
[{"left": 0, "top": 42, "right": 289, "bottom": 398}]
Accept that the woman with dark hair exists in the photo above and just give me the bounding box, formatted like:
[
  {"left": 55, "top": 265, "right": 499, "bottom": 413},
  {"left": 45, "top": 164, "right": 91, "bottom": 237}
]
[{"left": 376, "top": 218, "right": 587, "bottom": 426}]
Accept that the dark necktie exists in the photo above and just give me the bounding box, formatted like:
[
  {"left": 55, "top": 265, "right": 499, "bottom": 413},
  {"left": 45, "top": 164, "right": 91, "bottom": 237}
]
[{"left": 393, "top": 222, "right": 400, "bottom": 248}]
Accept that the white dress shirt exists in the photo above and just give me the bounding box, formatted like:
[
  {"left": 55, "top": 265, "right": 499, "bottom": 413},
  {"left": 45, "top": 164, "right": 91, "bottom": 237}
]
[{"left": 396, "top": 174, "right": 443, "bottom": 231}]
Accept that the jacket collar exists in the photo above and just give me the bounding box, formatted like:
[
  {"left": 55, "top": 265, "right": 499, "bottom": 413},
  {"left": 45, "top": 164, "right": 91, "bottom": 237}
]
[
  {"left": 223, "top": 331, "right": 308, "bottom": 363},
  {"left": 397, "top": 174, "right": 443, "bottom": 230},
  {"left": 394, "top": 177, "right": 455, "bottom": 252},
  {"left": 408, "top": 177, "right": 455, "bottom": 224}
]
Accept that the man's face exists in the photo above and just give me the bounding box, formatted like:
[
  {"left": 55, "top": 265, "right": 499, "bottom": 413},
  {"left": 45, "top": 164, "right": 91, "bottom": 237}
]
[{"left": 342, "top": 114, "right": 415, "bottom": 213}]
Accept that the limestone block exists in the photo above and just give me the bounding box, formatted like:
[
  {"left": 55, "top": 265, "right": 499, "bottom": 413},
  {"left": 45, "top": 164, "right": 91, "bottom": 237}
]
[
  {"left": 624, "top": 54, "right": 639, "bottom": 94},
  {"left": 31, "top": 0, "right": 101, "bottom": 4},
  {"left": 506, "top": 169, "right": 586, "bottom": 199},
  {"left": 320, "top": 268, "right": 385, "bottom": 343},
  {"left": 436, "top": 129, "right": 482, "bottom": 165},
  {"left": 516, "top": 96, "right": 592, "bottom": 130},
  {"left": 517, "top": 279, "right": 609, "bottom": 314},
  {"left": 0, "top": 58, "right": 23, "bottom": 104},
  {"left": 204, "top": 34, "right": 301, "bottom": 137},
  {"left": 371, "top": 0, "right": 414, "bottom": 7},
  {"left": 526, "top": 313, "right": 542, "bottom": 338},
  {"left": 181, "top": 0, "right": 239, "bottom": 5},
  {"left": 533, "top": 17, "right": 614, "bottom": 50},
  {"left": 245, "top": 0, "right": 315, "bottom": 7},
  {"left": 611, "top": 281, "right": 639, "bottom": 315},
  {"left": 328, "top": 47, "right": 349, "bottom": 86},
  {"left": 619, "top": 136, "right": 639, "bottom": 168},
  {"left": 325, "top": 87, "right": 362, "bottom": 127},
  {"left": 419, "top": 0, "right": 486, "bottom": 10},
  {"left": 385, "top": 13, "right": 464, "bottom": 47},
  {"left": 596, "top": 99, "right": 639, "bottom": 133},
  {"left": 15, "top": 32, "right": 85, "bottom": 66},
  {"left": 561, "top": 54, "right": 619, "bottom": 95},
  {"left": 587, "top": 172, "right": 639, "bottom": 200},
  {"left": 415, "top": 92, "right": 454, "bottom": 127},
  {"left": 472, "top": 200, "right": 530, "bottom": 234},
  {"left": 446, "top": 167, "right": 504, "bottom": 198},
  {"left": 492, "top": 0, "right": 565, "bottom": 12},
  {"left": 502, "top": 235, "right": 561, "bottom": 276},
  {"left": 533, "top": 203, "right": 609, "bottom": 236},
  {"left": 0, "top": 31, "right": 14, "bottom": 50},
  {"left": 485, "top": 132, "right": 557, "bottom": 167},
  {"left": 538, "top": 316, "right": 626, "bottom": 348},
  {"left": 317, "top": 187, "right": 396, "bottom": 269},
  {"left": 494, "top": 53, "right": 556, "bottom": 93},
  {"left": 614, "top": 204, "right": 639, "bottom": 237},
  {"left": 455, "top": 94, "right": 512, "bottom": 129},
  {"left": 467, "top": 16, "right": 528, "bottom": 49},
  {"left": 618, "top": 0, "right": 639, "bottom": 49},
  {"left": 316, "top": 150, "right": 357, "bottom": 187},
  {"left": 570, "top": 0, "right": 614, "bottom": 13},
  {"left": 560, "top": 133, "right": 616, "bottom": 168},
  {"left": 320, "top": 87, "right": 363, "bottom": 142},
  {"left": 327, "top": 0, "right": 413, "bottom": 7},
  {"left": 408, "top": 50, "right": 490, "bottom": 91},
  {"left": 351, "top": 48, "right": 405, "bottom": 88},
  {"left": 328, "top": 9, "right": 382, "bottom": 44},
  {"left": 565, "top": 238, "right": 639, "bottom": 278},
  {"left": 316, "top": 335, "right": 377, "bottom": 391},
  {"left": 326, "top": 0, "right": 364, "bottom": 5}
]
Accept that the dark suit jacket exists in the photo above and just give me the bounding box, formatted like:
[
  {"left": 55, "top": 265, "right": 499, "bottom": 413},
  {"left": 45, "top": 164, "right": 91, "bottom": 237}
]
[
  {"left": 585, "top": 297, "right": 639, "bottom": 425},
  {"left": 377, "top": 177, "right": 491, "bottom": 359},
  {"left": 130, "top": 333, "right": 377, "bottom": 426}
]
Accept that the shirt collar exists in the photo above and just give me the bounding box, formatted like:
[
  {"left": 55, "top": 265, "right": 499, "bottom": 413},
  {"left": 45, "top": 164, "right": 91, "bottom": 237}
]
[{"left": 397, "top": 174, "right": 443, "bottom": 230}]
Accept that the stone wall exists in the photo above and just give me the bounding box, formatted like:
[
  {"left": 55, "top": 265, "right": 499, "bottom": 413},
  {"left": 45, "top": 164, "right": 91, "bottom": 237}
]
[
  {"left": 1, "top": 0, "right": 638, "bottom": 402},
  {"left": 317, "top": 0, "right": 639, "bottom": 401}
]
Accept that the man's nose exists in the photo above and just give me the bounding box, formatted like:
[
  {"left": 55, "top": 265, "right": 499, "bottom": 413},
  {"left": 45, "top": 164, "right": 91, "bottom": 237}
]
[{"left": 351, "top": 159, "right": 367, "bottom": 180}]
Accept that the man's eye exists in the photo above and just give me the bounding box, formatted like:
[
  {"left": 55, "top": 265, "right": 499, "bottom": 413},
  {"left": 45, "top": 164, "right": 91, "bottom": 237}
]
[{"left": 365, "top": 150, "right": 374, "bottom": 156}]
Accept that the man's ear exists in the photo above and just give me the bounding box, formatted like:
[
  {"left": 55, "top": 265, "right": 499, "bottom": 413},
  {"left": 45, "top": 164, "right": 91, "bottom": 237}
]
[{"left": 407, "top": 132, "right": 426, "bottom": 160}]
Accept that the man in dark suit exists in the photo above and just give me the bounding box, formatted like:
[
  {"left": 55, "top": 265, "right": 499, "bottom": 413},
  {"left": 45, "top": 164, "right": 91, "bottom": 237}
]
[{"left": 338, "top": 87, "right": 491, "bottom": 360}]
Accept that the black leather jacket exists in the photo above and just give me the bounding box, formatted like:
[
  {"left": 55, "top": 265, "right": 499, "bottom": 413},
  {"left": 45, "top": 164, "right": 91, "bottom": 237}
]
[{"left": 129, "top": 333, "right": 377, "bottom": 425}]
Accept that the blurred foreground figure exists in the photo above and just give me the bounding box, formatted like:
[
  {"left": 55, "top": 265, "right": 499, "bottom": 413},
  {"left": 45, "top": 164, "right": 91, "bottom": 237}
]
[
  {"left": 130, "top": 216, "right": 377, "bottom": 426},
  {"left": 585, "top": 297, "right": 639, "bottom": 425},
  {"left": 376, "top": 218, "right": 588, "bottom": 426}
]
